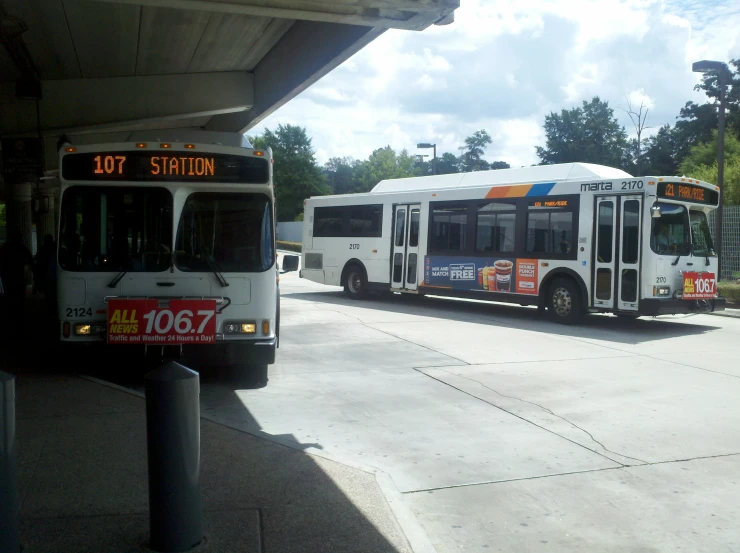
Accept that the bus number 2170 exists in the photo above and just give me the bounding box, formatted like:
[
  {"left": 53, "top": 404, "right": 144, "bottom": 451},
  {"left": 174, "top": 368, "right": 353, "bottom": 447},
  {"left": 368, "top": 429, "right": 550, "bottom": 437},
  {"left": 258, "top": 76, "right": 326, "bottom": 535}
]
[{"left": 349, "top": 244, "right": 360, "bottom": 249}]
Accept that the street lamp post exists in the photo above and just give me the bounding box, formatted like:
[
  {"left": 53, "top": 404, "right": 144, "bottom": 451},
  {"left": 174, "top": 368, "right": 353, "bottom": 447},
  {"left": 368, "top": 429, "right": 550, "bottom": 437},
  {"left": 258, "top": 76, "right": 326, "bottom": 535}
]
[
  {"left": 417, "top": 143, "right": 437, "bottom": 175},
  {"left": 692, "top": 59, "right": 728, "bottom": 280}
]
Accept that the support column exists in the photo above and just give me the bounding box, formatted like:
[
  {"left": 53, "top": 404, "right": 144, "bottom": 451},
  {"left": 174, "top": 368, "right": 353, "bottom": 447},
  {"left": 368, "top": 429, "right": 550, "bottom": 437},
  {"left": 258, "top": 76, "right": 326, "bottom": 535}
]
[
  {"left": 34, "top": 185, "right": 57, "bottom": 243},
  {"left": 6, "top": 183, "right": 33, "bottom": 251}
]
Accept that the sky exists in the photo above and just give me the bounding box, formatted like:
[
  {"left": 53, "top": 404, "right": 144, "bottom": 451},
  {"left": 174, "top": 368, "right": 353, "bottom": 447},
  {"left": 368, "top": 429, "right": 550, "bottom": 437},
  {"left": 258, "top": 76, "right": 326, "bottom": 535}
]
[{"left": 249, "top": 0, "right": 740, "bottom": 169}]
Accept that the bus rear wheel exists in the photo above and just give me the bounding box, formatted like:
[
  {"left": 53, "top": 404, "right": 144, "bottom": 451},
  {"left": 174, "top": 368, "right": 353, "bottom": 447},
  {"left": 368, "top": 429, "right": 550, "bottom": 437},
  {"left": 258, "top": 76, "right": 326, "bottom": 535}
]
[
  {"left": 547, "top": 278, "right": 584, "bottom": 325},
  {"left": 343, "top": 265, "right": 367, "bottom": 299}
]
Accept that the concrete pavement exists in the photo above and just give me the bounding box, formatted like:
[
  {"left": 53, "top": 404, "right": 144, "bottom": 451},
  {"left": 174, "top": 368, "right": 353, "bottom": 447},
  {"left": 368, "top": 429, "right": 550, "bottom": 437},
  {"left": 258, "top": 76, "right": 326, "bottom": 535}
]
[{"left": 13, "top": 373, "right": 415, "bottom": 553}]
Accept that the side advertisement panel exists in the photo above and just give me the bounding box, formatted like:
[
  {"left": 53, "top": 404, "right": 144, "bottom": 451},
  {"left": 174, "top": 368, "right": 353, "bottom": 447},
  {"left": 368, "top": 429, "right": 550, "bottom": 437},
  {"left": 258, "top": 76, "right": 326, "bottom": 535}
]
[{"left": 423, "top": 256, "right": 539, "bottom": 295}]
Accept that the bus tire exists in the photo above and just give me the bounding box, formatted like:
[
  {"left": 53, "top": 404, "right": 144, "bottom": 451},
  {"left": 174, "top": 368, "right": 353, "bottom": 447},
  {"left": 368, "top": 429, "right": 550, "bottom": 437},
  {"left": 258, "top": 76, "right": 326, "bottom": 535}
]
[
  {"left": 547, "top": 277, "right": 584, "bottom": 325},
  {"left": 343, "top": 264, "right": 368, "bottom": 299},
  {"left": 240, "top": 363, "right": 269, "bottom": 389}
]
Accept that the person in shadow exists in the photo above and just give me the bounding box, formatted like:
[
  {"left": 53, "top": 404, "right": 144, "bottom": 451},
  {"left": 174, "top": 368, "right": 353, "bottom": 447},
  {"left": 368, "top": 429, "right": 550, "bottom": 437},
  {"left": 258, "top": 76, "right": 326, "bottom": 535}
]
[{"left": 0, "top": 230, "right": 35, "bottom": 340}]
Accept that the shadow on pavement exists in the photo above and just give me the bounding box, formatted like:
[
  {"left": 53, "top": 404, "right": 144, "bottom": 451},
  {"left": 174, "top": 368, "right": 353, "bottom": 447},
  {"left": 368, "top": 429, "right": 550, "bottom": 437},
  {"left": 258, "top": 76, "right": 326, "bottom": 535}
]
[
  {"left": 4, "top": 296, "right": 413, "bottom": 553},
  {"left": 284, "top": 289, "right": 722, "bottom": 345}
]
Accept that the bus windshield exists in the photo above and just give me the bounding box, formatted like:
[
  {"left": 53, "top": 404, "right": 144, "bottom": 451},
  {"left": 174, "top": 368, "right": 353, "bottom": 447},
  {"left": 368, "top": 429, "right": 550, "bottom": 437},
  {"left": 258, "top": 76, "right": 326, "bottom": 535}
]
[
  {"left": 689, "top": 209, "right": 716, "bottom": 257},
  {"left": 59, "top": 186, "right": 172, "bottom": 272},
  {"left": 650, "top": 203, "right": 691, "bottom": 256},
  {"left": 174, "top": 192, "right": 274, "bottom": 273}
]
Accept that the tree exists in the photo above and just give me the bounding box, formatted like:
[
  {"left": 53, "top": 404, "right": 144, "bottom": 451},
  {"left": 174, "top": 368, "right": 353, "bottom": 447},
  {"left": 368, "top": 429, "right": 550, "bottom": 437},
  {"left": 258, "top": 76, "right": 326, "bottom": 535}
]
[
  {"left": 620, "top": 97, "right": 652, "bottom": 174},
  {"left": 679, "top": 130, "right": 740, "bottom": 205},
  {"left": 641, "top": 124, "right": 679, "bottom": 176},
  {"left": 536, "top": 96, "right": 628, "bottom": 168},
  {"left": 250, "top": 124, "right": 329, "bottom": 221},
  {"left": 352, "top": 146, "right": 419, "bottom": 192},
  {"left": 693, "top": 58, "right": 740, "bottom": 137},
  {"left": 436, "top": 152, "right": 461, "bottom": 174},
  {"left": 489, "top": 161, "right": 511, "bottom": 170},
  {"left": 459, "top": 130, "right": 492, "bottom": 172},
  {"left": 672, "top": 101, "right": 718, "bottom": 164},
  {"left": 323, "top": 157, "right": 357, "bottom": 194}
]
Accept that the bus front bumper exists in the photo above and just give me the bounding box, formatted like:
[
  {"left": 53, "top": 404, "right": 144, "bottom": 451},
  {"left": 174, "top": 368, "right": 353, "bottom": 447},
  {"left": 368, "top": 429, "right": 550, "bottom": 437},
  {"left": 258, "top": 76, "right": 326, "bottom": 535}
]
[{"left": 640, "top": 297, "right": 726, "bottom": 316}]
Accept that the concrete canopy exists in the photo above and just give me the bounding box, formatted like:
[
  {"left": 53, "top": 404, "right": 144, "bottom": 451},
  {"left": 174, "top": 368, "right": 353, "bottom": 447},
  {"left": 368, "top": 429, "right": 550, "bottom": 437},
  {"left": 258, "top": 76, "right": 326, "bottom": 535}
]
[{"left": 0, "top": 0, "right": 458, "bottom": 170}]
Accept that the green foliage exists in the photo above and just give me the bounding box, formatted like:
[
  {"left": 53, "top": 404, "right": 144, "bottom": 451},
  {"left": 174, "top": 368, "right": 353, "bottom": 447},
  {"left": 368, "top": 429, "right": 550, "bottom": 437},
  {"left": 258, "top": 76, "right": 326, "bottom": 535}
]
[
  {"left": 459, "top": 129, "right": 493, "bottom": 172},
  {"left": 350, "top": 146, "right": 419, "bottom": 192},
  {"left": 536, "top": 97, "right": 628, "bottom": 168},
  {"left": 678, "top": 131, "right": 740, "bottom": 205},
  {"left": 642, "top": 125, "right": 679, "bottom": 176},
  {"left": 294, "top": 212, "right": 304, "bottom": 222},
  {"left": 250, "top": 124, "right": 329, "bottom": 221},
  {"left": 276, "top": 240, "right": 302, "bottom": 253},
  {"left": 718, "top": 281, "right": 740, "bottom": 303},
  {"left": 436, "top": 152, "right": 460, "bottom": 174}
]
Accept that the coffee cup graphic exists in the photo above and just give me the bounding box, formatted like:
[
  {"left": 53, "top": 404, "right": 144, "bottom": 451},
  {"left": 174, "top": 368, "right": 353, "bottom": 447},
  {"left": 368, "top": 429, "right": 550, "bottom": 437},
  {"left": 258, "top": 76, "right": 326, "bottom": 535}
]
[
  {"left": 481, "top": 266, "right": 490, "bottom": 290},
  {"left": 493, "top": 260, "right": 513, "bottom": 292}
]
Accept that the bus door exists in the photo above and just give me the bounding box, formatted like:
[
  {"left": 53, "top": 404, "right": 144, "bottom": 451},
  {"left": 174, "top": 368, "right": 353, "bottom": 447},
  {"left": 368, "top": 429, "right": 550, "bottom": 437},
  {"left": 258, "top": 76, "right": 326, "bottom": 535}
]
[
  {"left": 593, "top": 196, "right": 642, "bottom": 311},
  {"left": 391, "top": 204, "right": 421, "bottom": 291}
]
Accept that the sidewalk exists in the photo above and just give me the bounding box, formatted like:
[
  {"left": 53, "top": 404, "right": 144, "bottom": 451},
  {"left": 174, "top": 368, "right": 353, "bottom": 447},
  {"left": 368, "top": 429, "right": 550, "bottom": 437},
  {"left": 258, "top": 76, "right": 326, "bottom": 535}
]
[
  {"left": 3, "top": 294, "right": 419, "bottom": 553},
  {"left": 12, "top": 372, "right": 415, "bottom": 553}
]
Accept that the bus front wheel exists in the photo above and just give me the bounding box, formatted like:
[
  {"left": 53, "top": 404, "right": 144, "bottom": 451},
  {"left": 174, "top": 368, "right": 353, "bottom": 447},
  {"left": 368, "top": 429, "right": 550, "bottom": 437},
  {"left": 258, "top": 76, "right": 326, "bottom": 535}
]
[
  {"left": 343, "top": 265, "right": 367, "bottom": 299},
  {"left": 547, "top": 278, "right": 584, "bottom": 325}
]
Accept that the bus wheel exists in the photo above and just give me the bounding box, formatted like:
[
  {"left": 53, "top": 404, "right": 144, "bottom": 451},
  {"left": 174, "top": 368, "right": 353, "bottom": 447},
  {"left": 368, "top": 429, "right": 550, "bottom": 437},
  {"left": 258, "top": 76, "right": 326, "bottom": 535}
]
[
  {"left": 344, "top": 265, "right": 367, "bottom": 299},
  {"left": 547, "top": 278, "right": 584, "bottom": 325},
  {"left": 239, "top": 364, "right": 269, "bottom": 389}
]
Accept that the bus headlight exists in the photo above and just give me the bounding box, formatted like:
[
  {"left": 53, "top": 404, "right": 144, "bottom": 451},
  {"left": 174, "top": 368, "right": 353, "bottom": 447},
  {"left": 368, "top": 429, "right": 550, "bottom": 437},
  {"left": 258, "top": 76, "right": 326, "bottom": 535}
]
[
  {"left": 74, "top": 323, "right": 107, "bottom": 336},
  {"left": 653, "top": 286, "right": 671, "bottom": 297},
  {"left": 224, "top": 322, "right": 257, "bottom": 334}
]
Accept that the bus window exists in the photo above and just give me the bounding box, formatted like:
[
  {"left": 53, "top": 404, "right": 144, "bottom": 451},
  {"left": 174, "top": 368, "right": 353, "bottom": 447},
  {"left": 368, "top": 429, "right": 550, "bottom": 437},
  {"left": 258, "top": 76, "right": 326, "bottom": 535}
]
[
  {"left": 597, "top": 201, "right": 614, "bottom": 263},
  {"left": 409, "top": 209, "right": 420, "bottom": 247},
  {"left": 650, "top": 203, "right": 690, "bottom": 255},
  {"left": 689, "top": 209, "right": 716, "bottom": 257},
  {"left": 348, "top": 205, "right": 383, "bottom": 237},
  {"left": 58, "top": 186, "right": 172, "bottom": 272},
  {"left": 430, "top": 205, "right": 468, "bottom": 253},
  {"left": 314, "top": 207, "right": 345, "bottom": 237},
  {"left": 475, "top": 202, "right": 515, "bottom": 254},
  {"left": 526, "top": 204, "right": 574, "bottom": 256},
  {"left": 622, "top": 200, "right": 640, "bottom": 264},
  {"left": 175, "top": 192, "right": 274, "bottom": 273}
]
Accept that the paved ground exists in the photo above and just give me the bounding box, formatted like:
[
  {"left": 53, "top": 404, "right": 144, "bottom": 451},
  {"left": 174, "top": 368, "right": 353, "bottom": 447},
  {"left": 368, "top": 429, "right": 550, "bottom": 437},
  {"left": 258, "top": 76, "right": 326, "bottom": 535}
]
[{"left": 73, "top": 252, "right": 740, "bottom": 553}]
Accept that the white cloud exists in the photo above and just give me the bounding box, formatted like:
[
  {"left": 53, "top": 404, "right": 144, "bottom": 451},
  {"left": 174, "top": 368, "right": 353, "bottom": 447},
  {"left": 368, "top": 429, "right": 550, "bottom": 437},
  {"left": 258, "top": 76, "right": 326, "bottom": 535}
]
[{"left": 250, "top": 0, "right": 740, "bottom": 169}]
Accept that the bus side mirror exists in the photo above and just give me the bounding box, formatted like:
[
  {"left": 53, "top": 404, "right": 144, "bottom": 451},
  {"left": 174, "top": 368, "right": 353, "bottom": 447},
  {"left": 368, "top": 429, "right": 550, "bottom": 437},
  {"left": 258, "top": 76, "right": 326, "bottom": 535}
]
[
  {"left": 282, "top": 255, "right": 299, "bottom": 272},
  {"left": 651, "top": 204, "right": 662, "bottom": 218}
]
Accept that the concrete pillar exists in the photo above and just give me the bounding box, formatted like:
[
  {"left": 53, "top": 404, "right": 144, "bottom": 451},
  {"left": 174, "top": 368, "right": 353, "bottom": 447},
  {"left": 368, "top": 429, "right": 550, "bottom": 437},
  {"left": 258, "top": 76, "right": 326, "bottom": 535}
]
[
  {"left": 5, "top": 183, "right": 33, "bottom": 251},
  {"left": 34, "top": 185, "right": 57, "bottom": 243}
]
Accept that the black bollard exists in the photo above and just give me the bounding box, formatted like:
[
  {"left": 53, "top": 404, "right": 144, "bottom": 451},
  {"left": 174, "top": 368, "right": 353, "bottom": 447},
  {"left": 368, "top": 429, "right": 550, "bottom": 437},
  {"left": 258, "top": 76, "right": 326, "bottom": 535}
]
[
  {"left": 145, "top": 361, "right": 203, "bottom": 552},
  {"left": 0, "top": 371, "right": 20, "bottom": 553}
]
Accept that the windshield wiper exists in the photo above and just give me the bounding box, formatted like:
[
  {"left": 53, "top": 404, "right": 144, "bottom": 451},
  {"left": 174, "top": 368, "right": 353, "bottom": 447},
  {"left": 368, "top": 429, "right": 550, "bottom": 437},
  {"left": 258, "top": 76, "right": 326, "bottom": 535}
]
[
  {"left": 203, "top": 252, "right": 229, "bottom": 287},
  {"left": 671, "top": 243, "right": 692, "bottom": 266},
  {"left": 108, "top": 270, "right": 127, "bottom": 288}
]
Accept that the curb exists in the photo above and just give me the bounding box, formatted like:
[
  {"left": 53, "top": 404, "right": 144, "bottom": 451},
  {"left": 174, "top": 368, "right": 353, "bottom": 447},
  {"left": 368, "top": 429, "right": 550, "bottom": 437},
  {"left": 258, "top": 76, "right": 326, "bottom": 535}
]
[
  {"left": 77, "top": 373, "right": 437, "bottom": 553},
  {"left": 709, "top": 310, "right": 740, "bottom": 319}
]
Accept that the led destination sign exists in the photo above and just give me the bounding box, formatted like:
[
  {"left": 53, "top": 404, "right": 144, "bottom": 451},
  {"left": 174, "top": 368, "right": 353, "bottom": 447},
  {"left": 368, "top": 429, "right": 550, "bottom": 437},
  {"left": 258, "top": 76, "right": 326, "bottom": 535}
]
[
  {"left": 62, "top": 151, "right": 269, "bottom": 184},
  {"left": 657, "top": 181, "right": 718, "bottom": 206}
]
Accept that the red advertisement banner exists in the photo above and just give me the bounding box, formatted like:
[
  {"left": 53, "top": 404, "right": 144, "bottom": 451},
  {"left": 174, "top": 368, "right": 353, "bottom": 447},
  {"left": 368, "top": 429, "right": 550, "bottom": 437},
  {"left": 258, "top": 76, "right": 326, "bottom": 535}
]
[
  {"left": 107, "top": 299, "right": 217, "bottom": 344},
  {"left": 682, "top": 272, "right": 716, "bottom": 300},
  {"left": 515, "top": 259, "right": 539, "bottom": 295}
]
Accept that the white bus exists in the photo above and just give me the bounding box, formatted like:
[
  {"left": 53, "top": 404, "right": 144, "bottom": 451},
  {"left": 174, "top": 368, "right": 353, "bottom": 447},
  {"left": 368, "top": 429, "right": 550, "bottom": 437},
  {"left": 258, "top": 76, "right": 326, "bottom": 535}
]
[
  {"left": 56, "top": 131, "right": 278, "bottom": 384},
  {"left": 300, "top": 162, "right": 725, "bottom": 324}
]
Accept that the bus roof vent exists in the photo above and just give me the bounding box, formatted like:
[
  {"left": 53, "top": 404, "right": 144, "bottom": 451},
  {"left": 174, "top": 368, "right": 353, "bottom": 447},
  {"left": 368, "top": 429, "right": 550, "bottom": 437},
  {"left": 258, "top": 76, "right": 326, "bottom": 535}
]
[
  {"left": 125, "top": 130, "right": 252, "bottom": 148},
  {"left": 370, "top": 162, "right": 633, "bottom": 194}
]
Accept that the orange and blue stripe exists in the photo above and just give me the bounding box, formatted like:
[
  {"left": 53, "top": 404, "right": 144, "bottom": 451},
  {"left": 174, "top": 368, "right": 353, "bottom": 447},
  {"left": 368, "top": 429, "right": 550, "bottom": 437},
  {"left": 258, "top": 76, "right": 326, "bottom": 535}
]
[{"left": 485, "top": 182, "right": 556, "bottom": 199}]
